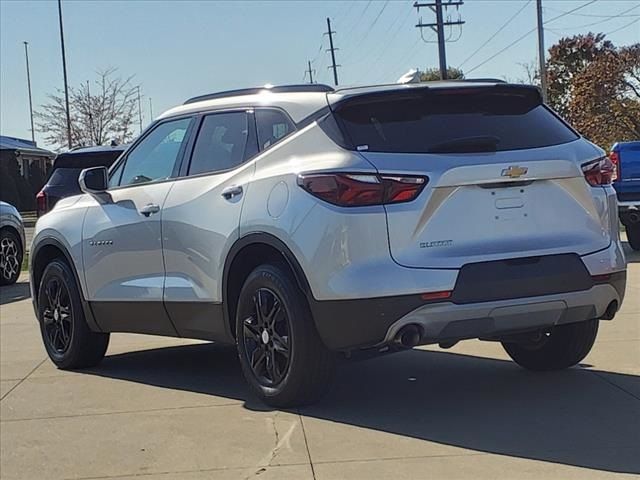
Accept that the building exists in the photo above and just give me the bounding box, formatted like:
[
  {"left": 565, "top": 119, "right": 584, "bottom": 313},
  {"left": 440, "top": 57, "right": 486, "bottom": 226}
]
[{"left": 0, "top": 136, "right": 55, "bottom": 212}]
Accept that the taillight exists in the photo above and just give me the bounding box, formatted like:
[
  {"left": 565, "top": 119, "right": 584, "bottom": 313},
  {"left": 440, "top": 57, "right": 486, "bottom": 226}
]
[
  {"left": 297, "top": 173, "right": 427, "bottom": 207},
  {"left": 36, "top": 190, "right": 47, "bottom": 216},
  {"left": 609, "top": 151, "right": 619, "bottom": 181},
  {"left": 581, "top": 157, "right": 615, "bottom": 186}
]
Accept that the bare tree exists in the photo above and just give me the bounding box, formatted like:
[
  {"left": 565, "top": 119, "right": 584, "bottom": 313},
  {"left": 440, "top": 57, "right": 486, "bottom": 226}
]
[{"left": 36, "top": 68, "right": 140, "bottom": 151}]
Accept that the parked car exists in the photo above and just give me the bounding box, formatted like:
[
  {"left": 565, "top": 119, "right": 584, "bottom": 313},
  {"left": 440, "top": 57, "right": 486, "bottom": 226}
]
[
  {"left": 0, "top": 201, "right": 25, "bottom": 285},
  {"left": 611, "top": 141, "right": 640, "bottom": 250},
  {"left": 29, "top": 82, "right": 627, "bottom": 406},
  {"left": 36, "top": 145, "right": 126, "bottom": 216}
]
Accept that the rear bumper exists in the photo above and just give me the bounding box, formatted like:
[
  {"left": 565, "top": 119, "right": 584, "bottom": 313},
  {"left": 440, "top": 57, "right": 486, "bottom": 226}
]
[{"left": 311, "top": 271, "right": 625, "bottom": 351}]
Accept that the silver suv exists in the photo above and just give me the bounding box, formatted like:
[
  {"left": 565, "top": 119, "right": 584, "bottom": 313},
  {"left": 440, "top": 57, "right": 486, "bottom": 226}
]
[{"left": 30, "top": 82, "right": 627, "bottom": 406}]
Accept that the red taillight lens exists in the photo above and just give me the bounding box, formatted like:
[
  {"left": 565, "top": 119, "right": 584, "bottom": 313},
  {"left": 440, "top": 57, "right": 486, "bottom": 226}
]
[
  {"left": 581, "top": 157, "right": 615, "bottom": 186},
  {"left": 36, "top": 190, "right": 47, "bottom": 216},
  {"left": 298, "top": 173, "right": 427, "bottom": 207},
  {"left": 609, "top": 151, "right": 619, "bottom": 181}
]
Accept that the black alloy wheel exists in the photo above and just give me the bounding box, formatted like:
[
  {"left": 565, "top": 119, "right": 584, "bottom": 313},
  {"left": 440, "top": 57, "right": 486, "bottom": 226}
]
[
  {"left": 38, "top": 259, "right": 109, "bottom": 369},
  {"left": 41, "top": 275, "right": 73, "bottom": 354},
  {"left": 241, "top": 288, "right": 291, "bottom": 386}
]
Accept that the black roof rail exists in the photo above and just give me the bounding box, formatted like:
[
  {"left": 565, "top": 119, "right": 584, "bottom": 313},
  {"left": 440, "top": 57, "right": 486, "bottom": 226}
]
[
  {"left": 184, "top": 84, "right": 335, "bottom": 105},
  {"left": 459, "top": 78, "right": 507, "bottom": 83}
]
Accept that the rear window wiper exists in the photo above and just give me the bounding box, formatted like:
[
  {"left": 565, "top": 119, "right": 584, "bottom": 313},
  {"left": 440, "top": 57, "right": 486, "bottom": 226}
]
[{"left": 427, "top": 135, "right": 500, "bottom": 153}]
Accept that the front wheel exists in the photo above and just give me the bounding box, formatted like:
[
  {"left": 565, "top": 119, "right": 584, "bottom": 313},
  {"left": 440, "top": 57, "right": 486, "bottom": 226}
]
[
  {"left": 626, "top": 223, "right": 640, "bottom": 251},
  {"left": 502, "top": 319, "right": 598, "bottom": 371},
  {"left": 38, "top": 259, "right": 109, "bottom": 369},
  {"left": 236, "top": 263, "right": 335, "bottom": 407}
]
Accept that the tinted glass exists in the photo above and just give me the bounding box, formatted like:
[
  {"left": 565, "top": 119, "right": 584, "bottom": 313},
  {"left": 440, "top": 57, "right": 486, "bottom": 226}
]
[
  {"left": 256, "top": 109, "right": 295, "bottom": 150},
  {"left": 47, "top": 168, "right": 82, "bottom": 187},
  {"left": 119, "top": 118, "right": 191, "bottom": 186},
  {"left": 109, "top": 160, "right": 124, "bottom": 188},
  {"left": 336, "top": 88, "right": 578, "bottom": 153},
  {"left": 189, "top": 112, "right": 248, "bottom": 175}
]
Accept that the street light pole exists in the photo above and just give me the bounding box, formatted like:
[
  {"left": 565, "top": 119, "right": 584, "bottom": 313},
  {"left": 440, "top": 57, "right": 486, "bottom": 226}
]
[
  {"left": 22, "top": 41, "right": 35, "bottom": 143},
  {"left": 57, "top": 0, "right": 72, "bottom": 149}
]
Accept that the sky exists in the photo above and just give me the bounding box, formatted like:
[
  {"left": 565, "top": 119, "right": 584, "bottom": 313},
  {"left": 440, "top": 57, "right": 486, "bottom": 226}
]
[{"left": 1, "top": 0, "right": 638, "bottom": 148}]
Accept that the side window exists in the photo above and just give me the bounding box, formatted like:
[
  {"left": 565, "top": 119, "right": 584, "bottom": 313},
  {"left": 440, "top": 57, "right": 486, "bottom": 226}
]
[
  {"left": 108, "top": 161, "right": 124, "bottom": 188},
  {"left": 118, "top": 117, "right": 191, "bottom": 187},
  {"left": 255, "top": 109, "right": 295, "bottom": 150},
  {"left": 188, "top": 112, "right": 249, "bottom": 175}
]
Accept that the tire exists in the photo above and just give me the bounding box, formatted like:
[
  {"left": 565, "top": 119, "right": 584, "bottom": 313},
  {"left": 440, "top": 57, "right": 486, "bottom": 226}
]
[
  {"left": 626, "top": 223, "right": 640, "bottom": 251},
  {"left": 0, "top": 229, "right": 23, "bottom": 286},
  {"left": 37, "top": 259, "right": 109, "bottom": 369},
  {"left": 235, "top": 263, "right": 335, "bottom": 407},
  {"left": 502, "top": 319, "right": 599, "bottom": 371}
]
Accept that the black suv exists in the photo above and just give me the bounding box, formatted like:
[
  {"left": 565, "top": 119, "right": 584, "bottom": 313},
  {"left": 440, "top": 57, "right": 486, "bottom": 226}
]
[{"left": 36, "top": 145, "right": 126, "bottom": 216}]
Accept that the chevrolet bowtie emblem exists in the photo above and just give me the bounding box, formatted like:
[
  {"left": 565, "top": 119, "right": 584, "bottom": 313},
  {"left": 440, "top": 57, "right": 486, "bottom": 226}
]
[{"left": 501, "top": 166, "right": 528, "bottom": 178}]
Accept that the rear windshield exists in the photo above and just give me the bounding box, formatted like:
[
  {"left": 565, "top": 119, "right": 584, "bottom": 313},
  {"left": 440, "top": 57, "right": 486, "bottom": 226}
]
[
  {"left": 54, "top": 150, "right": 123, "bottom": 169},
  {"left": 334, "top": 87, "right": 579, "bottom": 153},
  {"left": 46, "top": 168, "right": 82, "bottom": 187}
]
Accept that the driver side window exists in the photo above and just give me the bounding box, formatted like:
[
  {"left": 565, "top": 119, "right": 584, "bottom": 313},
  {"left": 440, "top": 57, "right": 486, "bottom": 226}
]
[{"left": 116, "top": 117, "right": 192, "bottom": 187}]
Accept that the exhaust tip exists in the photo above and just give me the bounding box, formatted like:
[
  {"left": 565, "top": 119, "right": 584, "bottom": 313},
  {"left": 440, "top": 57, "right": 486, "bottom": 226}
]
[
  {"left": 394, "top": 324, "right": 422, "bottom": 348},
  {"left": 601, "top": 300, "right": 618, "bottom": 320}
]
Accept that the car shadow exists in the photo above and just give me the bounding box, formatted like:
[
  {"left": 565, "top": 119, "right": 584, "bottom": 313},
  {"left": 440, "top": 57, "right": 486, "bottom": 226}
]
[
  {"left": 0, "top": 281, "right": 31, "bottom": 305},
  {"left": 83, "top": 343, "right": 640, "bottom": 474}
]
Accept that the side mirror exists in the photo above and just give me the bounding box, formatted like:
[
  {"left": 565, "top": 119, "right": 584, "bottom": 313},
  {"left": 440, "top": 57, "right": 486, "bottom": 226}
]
[{"left": 79, "top": 166, "right": 108, "bottom": 194}]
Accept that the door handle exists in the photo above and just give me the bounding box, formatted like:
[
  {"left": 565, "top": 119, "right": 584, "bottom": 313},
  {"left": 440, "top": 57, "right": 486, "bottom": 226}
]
[
  {"left": 221, "top": 185, "right": 243, "bottom": 200},
  {"left": 139, "top": 203, "right": 160, "bottom": 217}
]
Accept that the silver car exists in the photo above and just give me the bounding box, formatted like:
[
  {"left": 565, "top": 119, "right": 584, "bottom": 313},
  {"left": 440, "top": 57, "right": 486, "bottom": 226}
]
[
  {"left": 0, "top": 201, "right": 25, "bottom": 286},
  {"left": 30, "top": 82, "right": 627, "bottom": 406}
]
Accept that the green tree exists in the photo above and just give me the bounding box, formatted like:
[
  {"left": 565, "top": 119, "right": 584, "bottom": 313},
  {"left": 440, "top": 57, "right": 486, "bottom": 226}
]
[
  {"left": 546, "top": 33, "right": 639, "bottom": 148},
  {"left": 420, "top": 67, "right": 464, "bottom": 81}
]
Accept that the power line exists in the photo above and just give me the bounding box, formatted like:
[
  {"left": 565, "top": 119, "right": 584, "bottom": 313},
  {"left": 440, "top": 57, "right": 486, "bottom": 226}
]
[
  {"left": 338, "top": 0, "right": 373, "bottom": 49},
  {"left": 349, "top": 1, "right": 412, "bottom": 68},
  {"left": 605, "top": 18, "right": 640, "bottom": 35},
  {"left": 544, "top": 5, "right": 640, "bottom": 18},
  {"left": 341, "top": 0, "right": 390, "bottom": 64},
  {"left": 459, "top": 0, "right": 531, "bottom": 68},
  {"left": 549, "top": 4, "right": 639, "bottom": 30},
  {"left": 465, "top": 0, "right": 598, "bottom": 76}
]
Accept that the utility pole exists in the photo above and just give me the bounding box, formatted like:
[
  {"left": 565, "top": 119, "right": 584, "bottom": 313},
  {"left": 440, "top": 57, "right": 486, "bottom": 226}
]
[
  {"left": 22, "top": 41, "right": 35, "bottom": 143},
  {"left": 86, "top": 80, "right": 95, "bottom": 144},
  {"left": 305, "top": 60, "right": 315, "bottom": 84},
  {"left": 137, "top": 86, "right": 143, "bottom": 133},
  {"left": 149, "top": 97, "right": 153, "bottom": 120},
  {"left": 325, "top": 18, "right": 339, "bottom": 86},
  {"left": 536, "top": 0, "right": 548, "bottom": 102},
  {"left": 57, "top": 0, "right": 72, "bottom": 149},
  {"left": 414, "top": 0, "right": 465, "bottom": 80}
]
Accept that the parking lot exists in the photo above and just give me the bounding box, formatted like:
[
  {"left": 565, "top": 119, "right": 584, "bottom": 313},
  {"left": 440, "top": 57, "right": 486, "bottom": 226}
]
[{"left": 0, "top": 242, "right": 638, "bottom": 480}]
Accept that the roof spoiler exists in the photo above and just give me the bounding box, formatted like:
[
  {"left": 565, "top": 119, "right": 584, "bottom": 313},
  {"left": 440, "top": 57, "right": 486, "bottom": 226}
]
[{"left": 184, "top": 84, "right": 335, "bottom": 105}]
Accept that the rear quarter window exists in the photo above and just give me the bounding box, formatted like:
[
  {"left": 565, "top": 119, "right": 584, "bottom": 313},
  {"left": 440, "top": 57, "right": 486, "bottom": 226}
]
[{"left": 335, "top": 87, "right": 579, "bottom": 153}]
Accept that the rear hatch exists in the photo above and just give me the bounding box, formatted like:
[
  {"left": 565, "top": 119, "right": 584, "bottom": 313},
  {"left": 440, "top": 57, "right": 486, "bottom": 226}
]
[{"left": 329, "top": 84, "right": 610, "bottom": 269}]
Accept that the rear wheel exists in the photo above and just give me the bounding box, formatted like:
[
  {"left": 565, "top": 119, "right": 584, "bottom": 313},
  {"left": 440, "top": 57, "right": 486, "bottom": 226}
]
[
  {"left": 236, "top": 263, "right": 335, "bottom": 407},
  {"left": 0, "top": 229, "right": 22, "bottom": 286},
  {"left": 38, "top": 259, "right": 109, "bottom": 369},
  {"left": 502, "top": 319, "right": 598, "bottom": 371},
  {"left": 626, "top": 223, "right": 640, "bottom": 251}
]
